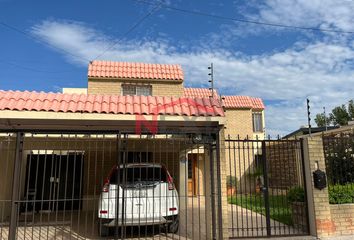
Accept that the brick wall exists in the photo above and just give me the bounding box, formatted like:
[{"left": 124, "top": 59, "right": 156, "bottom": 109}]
[
  {"left": 305, "top": 136, "right": 354, "bottom": 238},
  {"left": 266, "top": 141, "right": 301, "bottom": 189},
  {"left": 224, "top": 109, "right": 262, "bottom": 194},
  {"left": 224, "top": 109, "right": 253, "bottom": 139},
  {"left": 88, "top": 78, "right": 184, "bottom": 97},
  {"left": 218, "top": 128, "right": 229, "bottom": 239}
]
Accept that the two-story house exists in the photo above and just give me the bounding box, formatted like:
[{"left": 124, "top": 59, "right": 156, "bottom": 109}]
[
  {"left": 0, "top": 60, "right": 265, "bottom": 240},
  {"left": 63, "top": 60, "right": 265, "bottom": 195}
]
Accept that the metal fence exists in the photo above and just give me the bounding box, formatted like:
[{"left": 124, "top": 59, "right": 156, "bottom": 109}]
[
  {"left": 323, "top": 134, "right": 354, "bottom": 204},
  {"left": 225, "top": 136, "right": 309, "bottom": 238},
  {"left": 0, "top": 131, "right": 222, "bottom": 240}
]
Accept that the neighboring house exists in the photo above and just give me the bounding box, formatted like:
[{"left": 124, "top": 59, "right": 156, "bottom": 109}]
[{"left": 283, "top": 126, "right": 339, "bottom": 139}]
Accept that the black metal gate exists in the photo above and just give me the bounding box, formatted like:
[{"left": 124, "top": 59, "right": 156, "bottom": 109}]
[
  {"left": 225, "top": 137, "right": 309, "bottom": 238},
  {"left": 0, "top": 130, "right": 222, "bottom": 240}
]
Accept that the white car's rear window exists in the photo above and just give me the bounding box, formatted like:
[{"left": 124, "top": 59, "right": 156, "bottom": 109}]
[{"left": 110, "top": 166, "right": 167, "bottom": 184}]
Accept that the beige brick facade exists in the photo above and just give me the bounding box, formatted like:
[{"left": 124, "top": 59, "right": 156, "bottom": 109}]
[
  {"left": 88, "top": 78, "right": 184, "bottom": 97},
  {"left": 224, "top": 109, "right": 253, "bottom": 139},
  {"left": 218, "top": 128, "right": 230, "bottom": 239},
  {"left": 224, "top": 108, "right": 265, "bottom": 194}
]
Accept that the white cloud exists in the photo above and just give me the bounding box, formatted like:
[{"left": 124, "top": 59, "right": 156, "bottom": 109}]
[
  {"left": 31, "top": 19, "right": 354, "bottom": 136},
  {"left": 210, "top": 0, "right": 354, "bottom": 46},
  {"left": 253, "top": 0, "right": 354, "bottom": 33}
]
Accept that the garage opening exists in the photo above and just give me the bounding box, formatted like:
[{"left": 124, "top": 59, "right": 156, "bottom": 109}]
[
  {"left": 1, "top": 130, "right": 222, "bottom": 240},
  {"left": 22, "top": 152, "right": 84, "bottom": 212}
]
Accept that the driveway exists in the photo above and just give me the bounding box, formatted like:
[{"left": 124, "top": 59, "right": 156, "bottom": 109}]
[
  {"left": 228, "top": 203, "right": 306, "bottom": 238},
  {"left": 0, "top": 198, "right": 306, "bottom": 239}
]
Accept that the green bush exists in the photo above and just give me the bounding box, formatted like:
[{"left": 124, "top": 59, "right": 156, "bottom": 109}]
[
  {"left": 287, "top": 186, "right": 305, "bottom": 203},
  {"left": 226, "top": 175, "right": 237, "bottom": 188},
  {"left": 328, "top": 183, "right": 354, "bottom": 204}
]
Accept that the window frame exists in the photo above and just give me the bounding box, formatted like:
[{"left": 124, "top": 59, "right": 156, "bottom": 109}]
[
  {"left": 252, "top": 112, "right": 263, "bottom": 133},
  {"left": 121, "top": 84, "right": 152, "bottom": 96}
]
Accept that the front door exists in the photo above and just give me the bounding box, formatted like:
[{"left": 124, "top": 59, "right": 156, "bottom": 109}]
[{"left": 187, "top": 154, "right": 198, "bottom": 196}]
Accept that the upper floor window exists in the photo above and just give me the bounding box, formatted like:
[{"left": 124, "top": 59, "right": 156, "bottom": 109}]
[
  {"left": 122, "top": 84, "right": 152, "bottom": 96},
  {"left": 252, "top": 112, "right": 263, "bottom": 132}
]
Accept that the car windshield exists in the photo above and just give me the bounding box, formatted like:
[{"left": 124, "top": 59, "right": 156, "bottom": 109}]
[{"left": 110, "top": 166, "right": 167, "bottom": 184}]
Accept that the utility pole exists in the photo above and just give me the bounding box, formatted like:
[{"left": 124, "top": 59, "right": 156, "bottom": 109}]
[
  {"left": 307, "top": 98, "right": 312, "bottom": 136},
  {"left": 208, "top": 63, "right": 214, "bottom": 98},
  {"left": 323, "top": 107, "right": 328, "bottom": 131}
]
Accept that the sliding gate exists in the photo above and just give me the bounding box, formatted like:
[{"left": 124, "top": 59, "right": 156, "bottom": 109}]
[
  {"left": 226, "top": 137, "right": 309, "bottom": 238},
  {"left": 0, "top": 131, "right": 222, "bottom": 240}
]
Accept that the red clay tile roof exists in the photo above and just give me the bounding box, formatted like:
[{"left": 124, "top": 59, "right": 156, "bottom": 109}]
[
  {"left": 223, "top": 96, "right": 265, "bottom": 110},
  {"left": 183, "top": 88, "right": 219, "bottom": 98},
  {"left": 250, "top": 97, "right": 265, "bottom": 110},
  {"left": 184, "top": 88, "right": 264, "bottom": 109},
  {"left": 0, "top": 90, "right": 224, "bottom": 117},
  {"left": 88, "top": 61, "right": 184, "bottom": 81}
]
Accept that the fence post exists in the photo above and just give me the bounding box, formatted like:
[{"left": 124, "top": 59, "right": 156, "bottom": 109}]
[
  {"left": 209, "top": 143, "right": 217, "bottom": 240},
  {"left": 215, "top": 132, "right": 224, "bottom": 240},
  {"left": 300, "top": 138, "right": 311, "bottom": 234},
  {"left": 261, "top": 140, "right": 271, "bottom": 236},
  {"left": 8, "top": 132, "right": 24, "bottom": 240},
  {"left": 301, "top": 137, "right": 317, "bottom": 236}
]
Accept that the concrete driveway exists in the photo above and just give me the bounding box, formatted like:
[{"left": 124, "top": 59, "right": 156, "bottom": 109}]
[{"left": 0, "top": 198, "right": 306, "bottom": 239}]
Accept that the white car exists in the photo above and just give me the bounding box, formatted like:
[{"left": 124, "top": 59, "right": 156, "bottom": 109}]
[{"left": 98, "top": 163, "right": 179, "bottom": 236}]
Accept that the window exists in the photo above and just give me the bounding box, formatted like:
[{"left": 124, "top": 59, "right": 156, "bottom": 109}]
[
  {"left": 252, "top": 112, "right": 263, "bottom": 132},
  {"left": 110, "top": 166, "right": 167, "bottom": 184},
  {"left": 122, "top": 84, "right": 152, "bottom": 96},
  {"left": 120, "top": 152, "right": 152, "bottom": 163}
]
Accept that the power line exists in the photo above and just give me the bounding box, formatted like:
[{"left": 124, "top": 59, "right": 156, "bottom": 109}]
[
  {"left": 0, "top": 22, "right": 91, "bottom": 63},
  {"left": 0, "top": 59, "right": 77, "bottom": 74},
  {"left": 91, "top": 3, "right": 162, "bottom": 61},
  {"left": 133, "top": 0, "right": 354, "bottom": 34}
]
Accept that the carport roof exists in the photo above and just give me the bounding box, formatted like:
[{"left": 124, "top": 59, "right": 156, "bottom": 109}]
[{"left": 0, "top": 90, "right": 224, "bottom": 117}]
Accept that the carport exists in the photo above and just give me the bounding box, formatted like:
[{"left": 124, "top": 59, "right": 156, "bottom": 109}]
[{"left": 0, "top": 92, "right": 226, "bottom": 240}]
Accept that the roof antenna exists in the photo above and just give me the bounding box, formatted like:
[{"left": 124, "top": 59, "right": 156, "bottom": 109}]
[{"left": 208, "top": 63, "right": 214, "bottom": 98}]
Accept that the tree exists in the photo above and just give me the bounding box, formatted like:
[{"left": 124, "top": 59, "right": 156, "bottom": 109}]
[
  {"left": 329, "top": 105, "right": 350, "bottom": 126},
  {"left": 325, "top": 136, "right": 354, "bottom": 185},
  {"left": 315, "top": 113, "right": 331, "bottom": 127}
]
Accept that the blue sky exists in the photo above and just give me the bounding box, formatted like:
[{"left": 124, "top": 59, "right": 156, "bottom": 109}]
[{"left": 1, "top": 0, "right": 354, "bottom": 136}]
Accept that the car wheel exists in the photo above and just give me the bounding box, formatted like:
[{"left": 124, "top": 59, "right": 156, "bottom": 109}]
[
  {"left": 168, "top": 216, "right": 179, "bottom": 233},
  {"left": 98, "top": 220, "right": 109, "bottom": 237}
]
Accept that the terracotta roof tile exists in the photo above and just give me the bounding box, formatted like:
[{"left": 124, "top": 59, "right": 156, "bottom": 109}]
[
  {"left": 250, "top": 97, "right": 265, "bottom": 110},
  {"left": 223, "top": 96, "right": 265, "bottom": 110},
  {"left": 88, "top": 61, "right": 184, "bottom": 81},
  {"left": 184, "top": 88, "right": 264, "bottom": 110},
  {"left": 183, "top": 88, "right": 219, "bottom": 98},
  {"left": 0, "top": 90, "right": 224, "bottom": 117}
]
